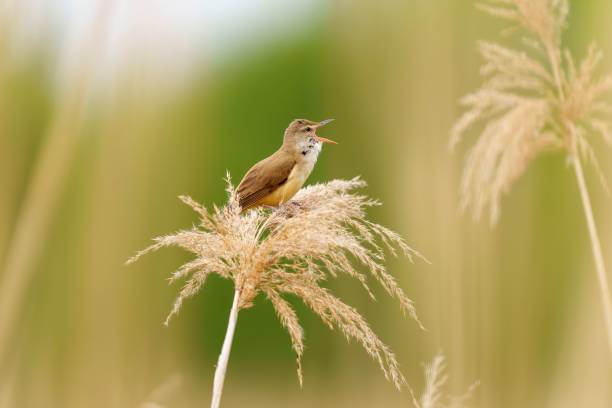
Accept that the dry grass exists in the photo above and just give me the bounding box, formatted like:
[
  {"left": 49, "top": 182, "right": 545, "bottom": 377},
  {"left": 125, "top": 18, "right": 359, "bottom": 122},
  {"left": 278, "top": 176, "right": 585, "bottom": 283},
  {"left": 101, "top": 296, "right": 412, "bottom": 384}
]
[
  {"left": 451, "top": 0, "right": 612, "bottom": 361},
  {"left": 409, "top": 352, "right": 479, "bottom": 408},
  {"left": 451, "top": 0, "right": 612, "bottom": 225},
  {"left": 128, "top": 175, "right": 426, "bottom": 390}
]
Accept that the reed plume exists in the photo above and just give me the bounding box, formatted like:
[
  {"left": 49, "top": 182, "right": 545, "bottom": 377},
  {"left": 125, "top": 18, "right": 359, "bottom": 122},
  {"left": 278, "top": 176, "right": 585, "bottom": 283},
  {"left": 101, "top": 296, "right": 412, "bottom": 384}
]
[
  {"left": 451, "top": 0, "right": 612, "bottom": 361},
  {"left": 409, "top": 352, "right": 479, "bottom": 408},
  {"left": 128, "top": 175, "right": 425, "bottom": 407}
]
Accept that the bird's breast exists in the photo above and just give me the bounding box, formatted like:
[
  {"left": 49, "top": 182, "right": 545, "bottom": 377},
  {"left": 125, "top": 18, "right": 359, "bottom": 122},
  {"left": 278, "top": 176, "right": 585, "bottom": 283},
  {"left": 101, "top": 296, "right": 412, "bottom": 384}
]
[
  {"left": 260, "top": 154, "right": 317, "bottom": 206},
  {"left": 286, "top": 157, "right": 316, "bottom": 195},
  {"left": 291, "top": 156, "right": 316, "bottom": 185}
]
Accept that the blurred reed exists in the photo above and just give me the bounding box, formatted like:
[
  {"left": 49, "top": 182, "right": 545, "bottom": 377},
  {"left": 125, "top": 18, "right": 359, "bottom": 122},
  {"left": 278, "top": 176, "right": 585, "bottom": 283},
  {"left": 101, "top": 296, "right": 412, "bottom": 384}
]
[
  {"left": 0, "top": 0, "right": 115, "bottom": 366},
  {"left": 410, "top": 352, "right": 479, "bottom": 408},
  {"left": 451, "top": 0, "right": 612, "bottom": 361}
]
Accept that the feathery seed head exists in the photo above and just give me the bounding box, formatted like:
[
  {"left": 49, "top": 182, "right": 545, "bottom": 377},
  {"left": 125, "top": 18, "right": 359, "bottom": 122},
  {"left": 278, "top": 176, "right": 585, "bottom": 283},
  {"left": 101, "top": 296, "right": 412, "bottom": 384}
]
[
  {"left": 410, "top": 352, "right": 479, "bottom": 408},
  {"left": 452, "top": 0, "right": 612, "bottom": 225},
  {"left": 127, "top": 175, "right": 426, "bottom": 389}
]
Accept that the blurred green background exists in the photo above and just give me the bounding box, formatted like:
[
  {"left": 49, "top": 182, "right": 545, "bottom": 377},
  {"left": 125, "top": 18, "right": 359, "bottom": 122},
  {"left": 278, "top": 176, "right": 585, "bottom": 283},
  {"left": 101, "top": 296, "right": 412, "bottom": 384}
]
[{"left": 1, "top": 1, "right": 612, "bottom": 407}]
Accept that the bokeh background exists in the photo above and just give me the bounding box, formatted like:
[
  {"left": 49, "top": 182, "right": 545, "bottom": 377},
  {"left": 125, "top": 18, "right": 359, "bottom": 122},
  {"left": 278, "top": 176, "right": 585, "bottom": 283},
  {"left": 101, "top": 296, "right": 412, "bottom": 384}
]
[{"left": 1, "top": 0, "right": 612, "bottom": 407}]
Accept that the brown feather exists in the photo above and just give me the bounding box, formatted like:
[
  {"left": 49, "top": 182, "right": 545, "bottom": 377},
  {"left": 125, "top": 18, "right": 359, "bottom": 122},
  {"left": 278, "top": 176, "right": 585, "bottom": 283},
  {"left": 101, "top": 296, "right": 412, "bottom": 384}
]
[{"left": 237, "top": 149, "right": 296, "bottom": 210}]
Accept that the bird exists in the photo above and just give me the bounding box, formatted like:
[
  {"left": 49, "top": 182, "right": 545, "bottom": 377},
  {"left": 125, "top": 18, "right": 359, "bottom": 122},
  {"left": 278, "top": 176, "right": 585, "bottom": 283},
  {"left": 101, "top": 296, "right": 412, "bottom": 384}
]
[{"left": 236, "top": 118, "right": 336, "bottom": 211}]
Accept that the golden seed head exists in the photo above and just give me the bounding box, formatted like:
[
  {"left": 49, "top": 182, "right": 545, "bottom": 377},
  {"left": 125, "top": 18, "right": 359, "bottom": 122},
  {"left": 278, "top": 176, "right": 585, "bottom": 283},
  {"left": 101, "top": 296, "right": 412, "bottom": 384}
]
[{"left": 128, "top": 174, "right": 426, "bottom": 388}]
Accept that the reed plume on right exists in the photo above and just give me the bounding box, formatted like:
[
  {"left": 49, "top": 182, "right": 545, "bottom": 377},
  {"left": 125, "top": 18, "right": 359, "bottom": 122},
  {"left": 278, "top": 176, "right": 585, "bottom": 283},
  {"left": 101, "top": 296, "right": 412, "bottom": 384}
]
[{"left": 451, "top": 0, "right": 612, "bottom": 360}]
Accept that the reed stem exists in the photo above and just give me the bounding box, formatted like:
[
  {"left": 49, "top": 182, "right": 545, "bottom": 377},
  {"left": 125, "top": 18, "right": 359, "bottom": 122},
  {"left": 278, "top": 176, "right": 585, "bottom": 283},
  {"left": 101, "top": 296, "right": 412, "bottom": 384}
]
[
  {"left": 210, "top": 289, "right": 240, "bottom": 408},
  {"left": 572, "top": 154, "right": 612, "bottom": 361}
]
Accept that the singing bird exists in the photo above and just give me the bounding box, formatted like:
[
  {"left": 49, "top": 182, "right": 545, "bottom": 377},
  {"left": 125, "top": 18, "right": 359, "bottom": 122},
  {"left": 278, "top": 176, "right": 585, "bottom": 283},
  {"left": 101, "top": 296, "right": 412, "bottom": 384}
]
[{"left": 237, "top": 118, "right": 336, "bottom": 211}]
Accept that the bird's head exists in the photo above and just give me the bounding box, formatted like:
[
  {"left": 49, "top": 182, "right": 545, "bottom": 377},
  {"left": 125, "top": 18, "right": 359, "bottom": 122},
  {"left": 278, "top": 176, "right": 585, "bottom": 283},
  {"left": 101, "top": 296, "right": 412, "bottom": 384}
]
[{"left": 283, "top": 118, "right": 336, "bottom": 151}]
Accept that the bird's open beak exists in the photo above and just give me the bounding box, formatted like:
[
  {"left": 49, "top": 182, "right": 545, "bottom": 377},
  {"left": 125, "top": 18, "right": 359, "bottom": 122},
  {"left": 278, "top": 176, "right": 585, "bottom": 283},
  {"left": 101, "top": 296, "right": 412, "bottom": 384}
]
[
  {"left": 316, "top": 136, "right": 337, "bottom": 144},
  {"left": 315, "top": 118, "right": 337, "bottom": 144}
]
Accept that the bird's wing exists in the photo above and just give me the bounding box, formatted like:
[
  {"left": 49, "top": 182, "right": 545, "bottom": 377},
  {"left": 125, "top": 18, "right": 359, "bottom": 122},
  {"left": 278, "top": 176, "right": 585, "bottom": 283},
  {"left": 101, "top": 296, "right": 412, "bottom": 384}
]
[{"left": 237, "top": 153, "right": 296, "bottom": 210}]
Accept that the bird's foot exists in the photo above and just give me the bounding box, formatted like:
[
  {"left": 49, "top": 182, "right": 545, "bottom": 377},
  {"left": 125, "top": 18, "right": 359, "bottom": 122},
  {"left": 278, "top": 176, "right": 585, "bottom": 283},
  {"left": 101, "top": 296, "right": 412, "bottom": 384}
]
[
  {"left": 278, "top": 200, "right": 304, "bottom": 218},
  {"left": 287, "top": 200, "right": 303, "bottom": 210}
]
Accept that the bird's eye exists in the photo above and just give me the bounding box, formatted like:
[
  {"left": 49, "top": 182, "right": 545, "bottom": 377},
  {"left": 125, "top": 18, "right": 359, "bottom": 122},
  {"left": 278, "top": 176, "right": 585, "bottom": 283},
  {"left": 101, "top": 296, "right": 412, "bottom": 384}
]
[{"left": 305, "top": 127, "right": 312, "bottom": 132}]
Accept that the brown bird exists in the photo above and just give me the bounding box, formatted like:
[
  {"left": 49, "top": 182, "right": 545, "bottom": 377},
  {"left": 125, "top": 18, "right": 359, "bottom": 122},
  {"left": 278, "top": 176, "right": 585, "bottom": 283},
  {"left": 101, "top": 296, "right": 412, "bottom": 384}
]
[{"left": 237, "top": 118, "right": 336, "bottom": 211}]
